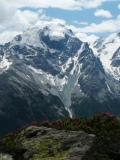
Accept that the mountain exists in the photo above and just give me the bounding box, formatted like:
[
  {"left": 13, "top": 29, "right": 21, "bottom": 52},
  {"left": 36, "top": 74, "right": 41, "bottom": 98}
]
[
  {"left": 93, "top": 33, "right": 120, "bottom": 98},
  {"left": 0, "top": 24, "right": 120, "bottom": 134},
  {"left": 93, "top": 32, "right": 120, "bottom": 80}
]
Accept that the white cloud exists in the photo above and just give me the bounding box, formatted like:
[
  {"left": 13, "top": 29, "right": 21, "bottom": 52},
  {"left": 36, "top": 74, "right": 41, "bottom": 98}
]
[
  {"left": 0, "top": 5, "right": 98, "bottom": 45},
  {"left": 80, "top": 22, "right": 89, "bottom": 25},
  {"left": 2, "top": 10, "right": 43, "bottom": 31},
  {"left": 13, "top": 0, "right": 119, "bottom": 10},
  {"left": 68, "top": 24, "right": 99, "bottom": 43},
  {"left": 94, "top": 9, "right": 112, "bottom": 18},
  {"left": 0, "top": 0, "right": 115, "bottom": 16},
  {"left": 0, "top": 0, "right": 118, "bottom": 44},
  {"left": 0, "top": 9, "right": 67, "bottom": 44},
  {"left": 77, "top": 15, "right": 120, "bottom": 33},
  {"left": 73, "top": 21, "right": 88, "bottom": 25},
  {"left": 0, "top": 6, "right": 119, "bottom": 45},
  {"left": 76, "top": 32, "right": 98, "bottom": 43},
  {"left": 118, "top": 4, "right": 120, "bottom": 9},
  {"left": 0, "top": 0, "right": 112, "bottom": 32},
  {"left": 0, "top": 9, "right": 43, "bottom": 43},
  {"left": 0, "top": 31, "right": 21, "bottom": 44},
  {"left": 0, "top": 0, "right": 16, "bottom": 22}
]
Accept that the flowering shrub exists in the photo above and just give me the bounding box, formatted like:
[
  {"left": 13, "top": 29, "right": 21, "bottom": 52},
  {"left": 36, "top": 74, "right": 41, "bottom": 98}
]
[
  {"left": 0, "top": 113, "right": 120, "bottom": 160},
  {"left": 41, "top": 113, "right": 120, "bottom": 160}
]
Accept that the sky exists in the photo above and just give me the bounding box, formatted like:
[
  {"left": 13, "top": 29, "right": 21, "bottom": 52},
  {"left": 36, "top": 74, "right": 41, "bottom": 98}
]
[{"left": 0, "top": 0, "right": 120, "bottom": 44}]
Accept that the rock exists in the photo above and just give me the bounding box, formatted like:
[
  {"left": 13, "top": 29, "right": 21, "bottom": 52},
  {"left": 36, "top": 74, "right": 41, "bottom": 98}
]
[
  {"left": 0, "top": 153, "right": 13, "bottom": 160},
  {"left": 0, "top": 126, "right": 95, "bottom": 160},
  {"left": 23, "top": 127, "right": 95, "bottom": 160}
]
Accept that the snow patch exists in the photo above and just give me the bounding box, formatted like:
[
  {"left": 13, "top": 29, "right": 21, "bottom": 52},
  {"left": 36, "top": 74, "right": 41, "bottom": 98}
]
[
  {"left": 94, "top": 33, "right": 120, "bottom": 80},
  {"left": 43, "top": 23, "right": 74, "bottom": 41},
  {"left": 0, "top": 54, "right": 12, "bottom": 74},
  {"left": 28, "top": 43, "right": 85, "bottom": 118}
]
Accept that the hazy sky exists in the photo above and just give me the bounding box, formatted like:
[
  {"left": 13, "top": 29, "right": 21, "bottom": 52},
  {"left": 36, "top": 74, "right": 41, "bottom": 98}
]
[{"left": 0, "top": 0, "right": 120, "bottom": 43}]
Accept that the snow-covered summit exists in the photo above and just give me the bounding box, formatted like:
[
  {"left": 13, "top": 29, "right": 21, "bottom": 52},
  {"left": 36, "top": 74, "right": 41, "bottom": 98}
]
[
  {"left": 41, "top": 24, "right": 74, "bottom": 41},
  {"left": 0, "top": 24, "right": 106, "bottom": 116},
  {"left": 0, "top": 25, "right": 120, "bottom": 118},
  {"left": 92, "top": 32, "right": 120, "bottom": 102},
  {"left": 11, "top": 24, "right": 75, "bottom": 48},
  {"left": 93, "top": 32, "right": 120, "bottom": 80}
]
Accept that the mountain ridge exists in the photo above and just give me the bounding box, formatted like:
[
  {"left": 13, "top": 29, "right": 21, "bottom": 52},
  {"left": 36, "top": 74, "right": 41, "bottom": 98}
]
[{"left": 0, "top": 24, "right": 120, "bottom": 134}]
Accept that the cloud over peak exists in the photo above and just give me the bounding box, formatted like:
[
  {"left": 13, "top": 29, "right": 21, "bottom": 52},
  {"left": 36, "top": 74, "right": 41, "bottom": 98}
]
[
  {"left": 0, "top": 0, "right": 114, "bottom": 13},
  {"left": 0, "top": 0, "right": 119, "bottom": 44},
  {"left": 94, "top": 9, "right": 112, "bottom": 18}
]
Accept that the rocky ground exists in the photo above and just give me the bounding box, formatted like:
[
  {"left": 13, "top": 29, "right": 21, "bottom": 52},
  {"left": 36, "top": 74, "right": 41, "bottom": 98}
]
[
  {"left": 0, "top": 126, "right": 95, "bottom": 160},
  {"left": 0, "top": 114, "right": 120, "bottom": 160}
]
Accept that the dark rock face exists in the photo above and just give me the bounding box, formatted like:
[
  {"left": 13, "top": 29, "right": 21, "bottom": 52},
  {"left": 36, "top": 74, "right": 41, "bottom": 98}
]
[
  {"left": 78, "top": 43, "right": 106, "bottom": 96},
  {"left": 71, "top": 96, "right": 120, "bottom": 118},
  {"left": 0, "top": 71, "right": 68, "bottom": 136},
  {"left": 111, "top": 47, "right": 120, "bottom": 67},
  {"left": 40, "top": 27, "right": 81, "bottom": 53}
]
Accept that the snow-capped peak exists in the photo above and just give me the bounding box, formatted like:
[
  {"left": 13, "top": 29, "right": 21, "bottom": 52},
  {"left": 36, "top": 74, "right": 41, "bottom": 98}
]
[
  {"left": 1, "top": 25, "right": 120, "bottom": 118},
  {"left": 11, "top": 24, "right": 74, "bottom": 48},
  {"left": 42, "top": 24, "right": 74, "bottom": 41},
  {"left": 93, "top": 32, "right": 120, "bottom": 80}
]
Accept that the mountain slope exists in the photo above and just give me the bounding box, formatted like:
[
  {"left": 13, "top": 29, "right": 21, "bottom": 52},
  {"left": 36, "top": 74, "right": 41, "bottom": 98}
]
[
  {"left": 0, "top": 24, "right": 120, "bottom": 134},
  {"left": 93, "top": 33, "right": 120, "bottom": 97},
  {"left": 93, "top": 33, "right": 120, "bottom": 79}
]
